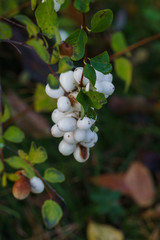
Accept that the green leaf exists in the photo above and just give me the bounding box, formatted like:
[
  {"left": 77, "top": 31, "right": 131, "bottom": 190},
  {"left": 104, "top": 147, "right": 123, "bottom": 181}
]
[
  {"left": 74, "top": 0, "right": 91, "bottom": 13},
  {"left": 83, "top": 64, "right": 96, "bottom": 86},
  {"left": 44, "top": 168, "right": 65, "bottom": 183},
  {"left": 0, "top": 138, "right": 5, "bottom": 149},
  {"left": 48, "top": 74, "right": 60, "bottom": 89},
  {"left": 27, "top": 39, "right": 50, "bottom": 63},
  {"left": 42, "top": 200, "right": 63, "bottom": 229},
  {"left": 111, "top": 31, "right": 131, "bottom": 57},
  {"left": 91, "top": 9, "right": 113, "bottom": 33},
  {"left": 35, "top": 1, "right": 58, "bottom": 39},
  {"left": 56, "top": 0, "right": 65, "bottom": 4},
  {"left": 5, "top": 156, "right": 35, "bottom": 179},
  {"left": 18, "top": 150, "right": 28, "bottom": 161},
  {"left": 115, "top": 57, "right": 132, "bottom": 91},
  {"left": 58, "top": 56, "right": 74, "bottom": 73},
  {"left": 34, "top": 83, "right": 57, "bottom": 112},
  {"left": 0, "top": 22, "right": 12, "bottom": 39},
  {"left": 31, "top": 0, "right": 37, "bottom": 10},
  {"left": 84, "top": 91, "right": 107, "bottom": 110},
  {"left": 3, "top": 126, "right": 25, "bottom": 143},
  {"left": 0, "top": 0, "right": 18, "bottom": 17},
  {"left": 50, "top": 45, "right": 60, "bottom": 64},
  {"left": 66, "top": 29, "right": 88, "bottom": 61},
  {"left": 90, "top": 51, "right": 112, "bottom": 74},
  {"left": 46, "top": 0, "right": 54, "bottom": 15},
  {"left": 0, "top": 160, "right": 4, "bottom": 174},
  {"left": 14, "top": 15, "right": 39, "bottom": 38},
  {"left": 86, "top": 107, "right": 97, "bottom": 120},
  {"left": 77, "top": 90, "right": 89, "bottom": 114},
  {"left": 2, "top": 102, "right": 11, "bottom": 123},
  {"left": 28, "top": 142, "right": 48, "bottom": 164}
]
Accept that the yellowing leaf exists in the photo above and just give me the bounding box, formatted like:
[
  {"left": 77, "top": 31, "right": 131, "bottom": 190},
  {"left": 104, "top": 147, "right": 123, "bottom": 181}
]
[{"left": 87, "top": 221, "right": 124, "bottom": 240}]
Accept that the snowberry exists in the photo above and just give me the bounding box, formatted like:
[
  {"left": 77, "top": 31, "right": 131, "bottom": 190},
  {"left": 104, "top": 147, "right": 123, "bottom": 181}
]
[
  {"left": 77, "top": 117, "right": 92, "bottom": 130},
  {"left": 80, "top": 140, "right": 95, "bottom": 148},
  {"left": 68, "top": 91, "right": 81, "bottom": 112},
  {"left": 12, "top": 176, "right": 31, "bottom": 200},
  {"left": 30, "top": 176, "right": 44, "bottom": 194},
  {"left": 73, "top": 67, "right": 89, "bottom": 86},
  {"left": 104, "top": 73, "right": 113, "bottom": 83},
  {"left": 51, "top": 109, "right": 66, "bottom": 123},
  {"left": 59, "top": 71, "right": 76, "bottom": 92},
  {"left": 45, "top": 84, "right": 64, "bottom": 99},
  {"left": 73, "top": 145, "right": 90, "bottom": 163},
  {"left": 57, "top": 96, "right": 71, "bottom": 112},
  {"left": 95, "top": 70, "right": 105, "bottom": 82},
  {"left": 59, "top": 140, "right": 76, "bottom": 156},
  {"left": 101, "top": 81, "right": 115, "bottom": 96},
  {"left": 84, "top": 129, "right": 95, "bottom": 143},
  {"left": 57, "top": 117, "right": 77, "bottom": 132},
  {"left": 95, "top": 81, "right": 103, "bottom": 93},
  {"left": 65, "top": 111, "right": 79, "bottom": 119},
  {"left": 54, "top": 0, "right": 61, "bottom": 12},
  {"left": 64, "top": 132, "right": 77, "bottom": 145},
  {"left": 74, "top": 128, "right": 86, "bottom": 142},
  {"left": 51, "top": 124, "right": 64, "bottom": 138}
]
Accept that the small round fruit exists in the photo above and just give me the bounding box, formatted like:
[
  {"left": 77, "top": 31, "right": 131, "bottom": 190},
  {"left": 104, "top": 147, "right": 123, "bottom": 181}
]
[
  {"left": 57, "top": 117, "right": 77, "bottom": 132},
  {"left": 101, "top": 82, "right": 115, "bottom": 96},
  {"left": 74, "top": 128, "right": 86, "bottom": 142},
  {"left": 95, "top": 70, "right": 105, "bottom": 82},
  {"left": 77, "top": 117, "right": 92, "bottom": 130},
  {"left": 57, "top": 96, "right": 71, "bottom": 112},
  {"left": 84, "top": 129, "right": 95, "bottom": 143},
  {"left": 104, "top": 73, "right": 113, "bottom": 83},
  {"left": 73, "top": 145, "right": 90, "bottom": 163},
  {"left": 68, "top": 91, "right": 81, "bottom": 111},
  {"left": 59, "top": 71, "right": 76, "bottom": 92},
  {"left": 45, "top": 84, "right": 64, "bottom": 99},
  {"left": 54, "top": 0, "right": 61, "bottom": 12},
  {"left": 30, "top": 176, "right": 45, "bottom": 194},
  {"left": 51, "top": 124, "right": 64, "bottom": 137},
  {"left": 12, "top": 176, "right": 31, "bottom": 200},
  {"left": 73, "top": 67, "right": 89, "bottom": 86},
  {"left": 51, "top": 109, "right": 66, "bottom": 123},
  {"left": 95, "top": 81, "right": 103, "bottom": 93},
  {"left": 59, "top": 140, "right": 76, "bottom": 156},
  {"left": 64, "top": 132, "right": 77, "bottom": 144},
  {"left": 59, "top": 41, "right": 73, "bottom": 57}
]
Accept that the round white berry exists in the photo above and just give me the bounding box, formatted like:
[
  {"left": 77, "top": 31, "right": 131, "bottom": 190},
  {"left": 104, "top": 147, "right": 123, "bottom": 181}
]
[
  {"left": 58, "top": 140, "right": 76, "bottom": 156},
  {"left": 54, "top": 0, "right": 61, "bottom": 12},
  {"left": 73, "top": 145, "right": 90, "bottom": 163},
  {"left": 59, "top": 71, "right": 76, "bottom": 92},
  {"left": 30, "top": 176, "right": 44, "bottom": 194},
  {"left": 95, "top": 81, "right": 103, "bottom": 93},
  {"left": 95, "top": 70, "right": 105, "bottom": 82},
  {"left": 85, "top": 82, "right": 90, "bottom": 92},
  {"left": 104, "top": 73, "right": 113, "bottom": 83},
  {"left": 94, "top": 132, "right": 98, "bottom": 143},
  {"left": 84, "top": 129, "right": 95, "bottom": 143},
  {"left": 57, "top": 117, "right": 77, "bottom": 132},
  {"left": 51, "top": 109, "right": 66, "bottom": 123},
  {"left": 77, "top": 117, "right": 92, "bottom": 130},
  {"left": 74, "top": 128, "right": 86, "bottom": 142},
  {"left": 68, "top": 91, "right": 81, "bottom": 112},
  {"left": 73, "top": 67, "right": 89, "bottom": 86},
  {"left": 45, "top": 84, "right": 64, "bottom": 99},
  {"left": 80, "top": 140, "right": 95, "bottom": 148},
  {"left": 51, "top": 124, "right": 64, "bottom": 137},
  {"left": 101, "top": 82, "right": 115, "bottom": 96},
  {"left": 65, "top": 111, "right": 79, "bottom": 119},
  {"left": 64, "top": 132, "right": 77, "bottom": 145},
  {"left": 57, "top": 96, "right": 71, "bottom": 112}
]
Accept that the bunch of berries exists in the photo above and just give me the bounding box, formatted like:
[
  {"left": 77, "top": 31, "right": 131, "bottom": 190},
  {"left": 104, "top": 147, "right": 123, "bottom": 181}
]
[{"left": 45, "top": 68, "right": 115, "bottom": 163}]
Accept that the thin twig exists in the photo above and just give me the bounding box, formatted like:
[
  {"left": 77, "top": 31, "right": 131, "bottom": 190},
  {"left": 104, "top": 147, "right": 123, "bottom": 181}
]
[{"left": 110, "top": 33, "right": 160, "bottom": 61}]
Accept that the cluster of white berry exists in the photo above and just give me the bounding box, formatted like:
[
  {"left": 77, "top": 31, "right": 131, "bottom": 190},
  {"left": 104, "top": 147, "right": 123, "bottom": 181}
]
[{"left": 45, "top": 67, "right": 115, "bottom": 163}]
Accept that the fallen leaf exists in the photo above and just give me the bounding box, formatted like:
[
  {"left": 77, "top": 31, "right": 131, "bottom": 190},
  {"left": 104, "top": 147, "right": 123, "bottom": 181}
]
[
  {"left": 142, "top": 204, "right": 160, "bottom": 220},
  {"left": 87, "top": 221, "right": 124, "bottom": 240}
]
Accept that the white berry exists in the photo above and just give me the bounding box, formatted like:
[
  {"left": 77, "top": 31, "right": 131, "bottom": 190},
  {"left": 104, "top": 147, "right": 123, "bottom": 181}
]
[
  {"left": 57, "top": 96, "right": 71, "bottom": 112},
  {"left": 84, "top": 129, "right": 95, "bottom": 142},
  {"left": 60, "top": 71, "right": 76, "bottom": 92},
  {"left": 73, "top": 67, "right": 89, "bottom": 86},
  {"left": 51, "top": 109, "right": 66, "bottom": 123},
  {"left": 51, "top": 124, "right": 64, "bottom": 137},
  {"left": 45, "top": 84, "right": 64, "bottom": 99},
  {"left": 73, "top": 145, "right": 90, "bottom": 162},
  {"left": 59, "top": 140, "right": 76, "bottom": 156},
  {"left": 77, "top": 117, "right": 92, "bottom": 130},
  {"left": 74, "top": 128, "right": 86, "bottom": 142},
  {"left": 54, "top": 0, "right": 61, "bottom": 12},
  {"left": 30, "top": 176, "right": 44, "bottom": 194},
  {"left": 101, "top": 81, "right": 115, "bottom": 95},
  {"left": 104, "top": 73, "right": 113, "bottom": 83},
  {"left": 57, "top": 117, "right": 77, "bottom": 132},
  {"left": 64, "top": 132, "right": 77, "bottom": 144}
]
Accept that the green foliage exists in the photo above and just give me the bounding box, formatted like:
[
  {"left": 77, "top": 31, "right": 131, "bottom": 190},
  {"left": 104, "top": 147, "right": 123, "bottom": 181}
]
[
  {"left": 0, "top": 22, "right": 12, "bottom": 39},
  {"left": 56, "top": 0, "right": 65, "bottom": 3},
  {"left": 1, "top": 102, "right": 11, "bottom": 123},
  {"left": 115, "top": 57, "right": 132, "bottom": 91},
  {"left": 83, "top": 64, "right": 96, "bottom": 86},
  {"left": 0, "top": 160, "right": 4, "bottom": 173},
  {"left": 48, "top": 74, "right": 60, "bottom": 89},
  {"left": 74, "top": 0, "right": 91, "bottom": 13},
  {"left": 42, "top": 200, "right": 63, "bottom": 228},
  {"left": 66, "top": 29, "right": 88, "bottom": 61},
  {"left": 90, "top": 51, "right": 112, "bottom": 74},
  {"left": 58, "top": 56, "right": 74, "bottom": 73},
  {"left": 35, "top": 0, "right": 58, "bottom": 39},
  {"left": 44, "top": 168, "right": 65, "bottom": 183},
  {"left": 91, "top": 9, "right": 113, "bottom": 33},
  {"left": 31, "top": 0, "right": 37, "bottom": 11},
  {"left": 0, "top": 0, "right": 18, "bottom": 17},
  {"left": 3, "top": 126, "right": 25, "bottom": 143},
  {"left": 111, "top": 31, "right": 131, "bottom": 56},
  {"left": 34, "top": 83, "right": 57, "bottom": 112},
  {"left": 28, "top": 142, "right": 48, "bottom": 164},
  {"left": 5, "top": 156, "right": 35, "bottom": 179},
  {"left": 50, "top": 45, "right": 60, "bottom": 64},
  {"left": 14, "top": 15, "right": 39, "bottom": 38},
  {"left": 27, "top": 39, "right": 50, "bottom": 63}
]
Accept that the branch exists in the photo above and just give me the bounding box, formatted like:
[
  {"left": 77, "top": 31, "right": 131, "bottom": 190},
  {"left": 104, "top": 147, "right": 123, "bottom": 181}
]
[{"left": 110, "top": 33, "right": 160, "bottom": 61}]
